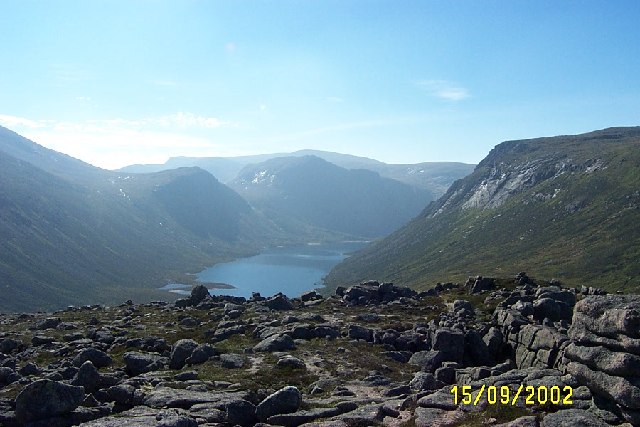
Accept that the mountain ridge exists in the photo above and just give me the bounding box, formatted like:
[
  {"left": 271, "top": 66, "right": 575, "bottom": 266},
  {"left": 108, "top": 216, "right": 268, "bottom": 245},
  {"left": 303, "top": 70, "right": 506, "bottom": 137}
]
[
  {"left": 0, "top": 128, "right": 288, "bottom": 312},
  {"left": 120, "top": 150, "right": 474, "bottom": 197},
  {"left": 325, "top": 126, "right": 640, "bottom": 293},
  {"left": 229, "top": 155, "right": 434, "bottom": 238}
]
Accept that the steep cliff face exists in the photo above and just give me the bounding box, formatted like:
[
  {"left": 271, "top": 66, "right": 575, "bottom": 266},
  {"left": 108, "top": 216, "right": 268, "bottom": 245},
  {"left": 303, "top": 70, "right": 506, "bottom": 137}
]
[{"left": 326, "top": 127, "right": 640, "bottom": 292}]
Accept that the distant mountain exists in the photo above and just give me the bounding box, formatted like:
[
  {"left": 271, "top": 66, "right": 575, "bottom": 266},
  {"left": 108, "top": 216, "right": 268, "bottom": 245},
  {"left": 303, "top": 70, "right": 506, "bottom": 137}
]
[
  {"left": 0, "top": 127, "right": 290, "bottom": 312},
  {"left": 228, "top": 155, "right": 433, "bottom": 238},
  {"left": 326, "top": 127, "right": 640, "bottom": 293},
  {"left": 120, "top": 150, "right": 474, "bottom": 197}
]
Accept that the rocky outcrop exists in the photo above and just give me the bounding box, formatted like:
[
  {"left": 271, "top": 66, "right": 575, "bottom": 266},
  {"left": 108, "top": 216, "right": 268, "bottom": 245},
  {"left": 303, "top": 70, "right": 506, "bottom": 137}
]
[
  {"left": 563, "top": 295, "right": 640, "bottom": 425},
  {"left": 0, "top": 278, "right": 639, "bottom": 426}
]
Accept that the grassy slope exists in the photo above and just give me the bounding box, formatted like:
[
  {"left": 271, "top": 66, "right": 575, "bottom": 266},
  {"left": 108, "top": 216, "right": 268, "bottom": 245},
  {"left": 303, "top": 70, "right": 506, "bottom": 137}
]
[{"left": 326, "top": 127, "right": 640, "bottom": 293}]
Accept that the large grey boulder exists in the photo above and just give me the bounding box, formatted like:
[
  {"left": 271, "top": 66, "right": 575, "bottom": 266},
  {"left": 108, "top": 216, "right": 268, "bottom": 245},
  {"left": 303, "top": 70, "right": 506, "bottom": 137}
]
[
  {"left": 564, "top": 342, "right": 640, "bottom": 376},
  {"left": 536, "top": 287, "right": 576, "bottom": 306},
  {"left": 123, "top": 352, "right": 167, "bottom": 376},
  {"left": 73, "top": 347, "right": 112, "bottom": 368},
  {"left": 265, "top": 294, "right": 295, "bottom": 311},
  {"left": 256, "top": 386, "right": 302, "bottom": 421},
  {"left": 432, "top": 329, "right": 464, "bottom": 363},
  {"left": 15, "top": 379, "right": 85, "bottom": 423},
  {"left": 254, "top": 333, "right": 295, "bottom": 352},
  {"left": 0, "top": 367, "right": 20, "bottom": 386},
  {"left": 533, "top": 297, "right": 573, "bottom": 323},
  {"left": 541, "top": 408, "right": 609, "bottom": 427},
  {"left": 409, "top": 372, "right": 440, "bottom": 391},
  {"left": 170, "top": 339, "right": 199, "bottom": 369},
  {"left": 186, "top": 343, "right": 218, "bottom": 365},
  {"left": 464, "top": 329, "right": 494, "bottom": 366},
  {"left": 565, "top": 361, "right": 640, "bottom": 410},
  {"left": 189, "top": 284, "right": 210, "bottom": 306},
  {"left": 347, "top": 324, "right": 373, "bottom": 341},
  {"left": 569, "top": 295, "right": 640, "bottom": 354},
  {"left": 71, "top": 360, "right": 101, "bottom": 392},
  {"left": 483, "top": 326, "right": 504, "bottom": 359},
  {"left": 409, "top": 350, "right": 445, "bottom": 372}
]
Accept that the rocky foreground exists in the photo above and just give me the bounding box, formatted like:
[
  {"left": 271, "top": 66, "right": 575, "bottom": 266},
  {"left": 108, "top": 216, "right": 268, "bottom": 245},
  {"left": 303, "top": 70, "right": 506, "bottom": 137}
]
[{"left": 0, "top": 275, "right": 639, "bottom": 426}]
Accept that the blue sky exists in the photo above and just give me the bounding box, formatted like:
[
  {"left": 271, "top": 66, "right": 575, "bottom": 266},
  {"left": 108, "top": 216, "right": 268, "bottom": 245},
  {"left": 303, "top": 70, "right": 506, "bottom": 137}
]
[{"left": 1, "top": 1, "right": 639, "bottom": 169}]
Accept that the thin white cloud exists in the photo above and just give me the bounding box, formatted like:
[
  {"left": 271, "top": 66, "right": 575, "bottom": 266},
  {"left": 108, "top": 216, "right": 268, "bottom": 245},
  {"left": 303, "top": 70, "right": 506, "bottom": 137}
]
[
  {"left": 0, "top": 114, "right": 50, "bottom": 129},
  {"left": 416, "top": 80, "right": 470, "bottom": 102},
  {"left": 0, "top": 113, "right": 235, "bottom": 169},
  {"left": 0, "top": 112, "right": 232, "bottom": 132}
]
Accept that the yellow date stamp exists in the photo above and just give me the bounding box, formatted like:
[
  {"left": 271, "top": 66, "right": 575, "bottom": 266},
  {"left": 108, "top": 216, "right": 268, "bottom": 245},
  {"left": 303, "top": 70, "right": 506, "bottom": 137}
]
[{"left": 450, "top": 384, "right": 573, "bottom": 406}]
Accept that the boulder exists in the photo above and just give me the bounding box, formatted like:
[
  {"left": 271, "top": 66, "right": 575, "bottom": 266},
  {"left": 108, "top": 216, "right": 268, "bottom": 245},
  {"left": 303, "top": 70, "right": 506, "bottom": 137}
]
[
  {"left": 483, "top": 326, "right": 504, "bottom": 359},
  {"left": 220, "top": 353, "right": 245, "bottom": 369},
  {"left": 0, "top": 338, "right": 20, "bottom": 354},
  {"left": 347, "top": 324, "right": 373, "bottom": 341},
  {"left": 277, "top": 355, "right": 306, "bottom": 370},
  {"left": 265, "top": 294, "right": 294, "bottom": 311},
  {"left": 468, "top": 276, "right": 495, "bottom": 293},
  {"left": 123, "top": 352, "right": 167, "bottom": 376},
  {"left": 186, "top": 344, "right": 218, "bottom": 365},
  {"left": 569, "top": 295, "right": 640, "bottom": 354},
  {"left": 170, "top": 339, "right": 199, "bottom": 369},
  {"left": 532, "top": 297, "right": 573, "bottom": 323},
  {"left": 254, "top": 333, "right": 295, "bottom": 352},
  {"left": 565, "top": 361, "right": 640, "bottom": 410},
  {"left": 564, "top": 342, "right": 640, "bottom": 376},
  {"left": 71, "top": 361, "right": 100, "bottom": 393},
  {"left": 34, "top": 317, "right": 61, "bottom": 330},
  {"left": 15, "top": 379, "right": 85, "bottom": 423},
  {"left": 464, "top": 329, "right": 494, "bottom": 366},
  {"left": 73, "top": 347, "right": 112, "bottom": 368},
  {"left": 409, "top": 350, "right": 445, "bottom": 372},
  {"left": 409, "top": 372, "right": 440, "bottom": 391},
  {"left": 0, "top": 367, "right": 20, "bottom": 386},
  {"left": 256, "top": 386, "right": 302, "bottom": 421},
  {"left": 432, "top": 328, "right": 465, "bottom": 363},
  {"left": 189, "top": 284, "right": 210, "bottom": 306},
  {"left": 541, "top": 408, "right": 609, "bottom": 427},
  {"left": 536, "top": 287, "right": 576, "bottom": 306}
]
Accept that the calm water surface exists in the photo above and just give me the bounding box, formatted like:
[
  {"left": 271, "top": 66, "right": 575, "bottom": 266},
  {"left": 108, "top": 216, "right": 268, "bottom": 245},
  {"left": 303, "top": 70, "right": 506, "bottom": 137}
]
[{"left": 162, "top": 241, "right": 368, "bottom": 298}]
